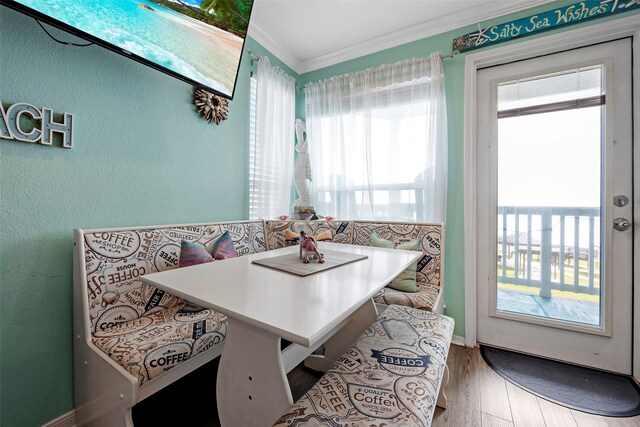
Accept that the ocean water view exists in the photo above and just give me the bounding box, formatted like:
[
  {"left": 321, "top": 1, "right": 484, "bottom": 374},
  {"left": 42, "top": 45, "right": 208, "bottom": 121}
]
[{"left": 17, "top": 0, "right": 243, "bottom": 95}]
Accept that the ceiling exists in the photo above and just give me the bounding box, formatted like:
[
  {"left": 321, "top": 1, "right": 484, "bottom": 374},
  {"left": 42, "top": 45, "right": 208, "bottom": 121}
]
[{"left": 248, "top": 0, "right": 554, "bottom": 74}]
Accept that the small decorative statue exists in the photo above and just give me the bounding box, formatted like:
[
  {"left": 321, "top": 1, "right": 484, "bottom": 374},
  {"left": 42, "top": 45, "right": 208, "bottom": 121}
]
[
  {"left": 300, "top": 231, "right": 324, "bottom": 264},
  {"left": 293, "top": 119, "right": 312, "bottom": 210}
]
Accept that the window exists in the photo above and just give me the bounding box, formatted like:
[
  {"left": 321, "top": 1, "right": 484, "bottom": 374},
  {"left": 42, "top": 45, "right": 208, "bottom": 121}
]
[
  {"left": 248, "top": 77, "right": 260, "bottom": 219},
  {"left": 312, "top": 103, "right": 432, "bottom": 220},
  {"left": 305, "top": 55, "right": 447, "bottom": 222},
  {"left": 248, "top": 57, "right": 295, "bottom": 220}
]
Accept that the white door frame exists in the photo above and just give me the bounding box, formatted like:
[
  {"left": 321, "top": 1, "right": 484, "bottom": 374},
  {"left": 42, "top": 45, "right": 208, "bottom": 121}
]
[{"left": 463, "top": 14, "right": 640, "bottom": 379}]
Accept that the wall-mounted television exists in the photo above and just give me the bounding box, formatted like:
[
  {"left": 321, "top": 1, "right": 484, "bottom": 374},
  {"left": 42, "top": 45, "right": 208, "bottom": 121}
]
[{"left": 1, "top": 0, "right": 254, "bottom": 99}]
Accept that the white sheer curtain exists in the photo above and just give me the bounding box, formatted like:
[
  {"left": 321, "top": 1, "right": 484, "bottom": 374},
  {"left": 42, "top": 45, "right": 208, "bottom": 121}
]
[
  {"left": 305, "top": 53, "right": 447, "bottom": 222},
  {"left": 250, "top": 56, "right": 295, "bottom": 219}
]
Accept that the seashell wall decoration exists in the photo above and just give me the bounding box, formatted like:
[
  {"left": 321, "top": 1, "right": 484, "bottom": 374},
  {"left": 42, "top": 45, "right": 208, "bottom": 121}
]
[{"left": 193, "top": 88, "right": 229, "bottom": 125}]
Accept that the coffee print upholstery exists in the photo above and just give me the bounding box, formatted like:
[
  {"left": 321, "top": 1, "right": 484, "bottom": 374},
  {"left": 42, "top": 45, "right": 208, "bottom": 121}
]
[
  {"left": 352, "top": 222, "right": 443, "bottom": 311},
  {"left": 274, "top": 305, "right": 454, "bottom": 427},
  {"left": 84, "top": 221, "right": 265, "bottom": 333},
  {"left": 75, "top": 220, "right": 445, "bottom": 426},
  {"left": 82, "top": 221, "right": 265, "bottom": 383},
  {"left": 264, "top": 220, "right": 354, "bottom": 250},
  {"left": 92, "top": 303, "right": 227, "bottom": 385},
  {"left": 374, "top": 285, "right": 441, "bottom": 312}
]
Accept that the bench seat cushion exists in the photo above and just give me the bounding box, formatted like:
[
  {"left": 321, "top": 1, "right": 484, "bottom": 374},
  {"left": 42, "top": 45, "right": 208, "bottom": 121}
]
[
  {"left": 92, "top": 303, "right": 226, "bottom": 385},
  {"left": 373, "top": 283, "right": 440, "bottom": 311},
  {"left": 274, "top": 305, "right": 454, "bottom": 427}
]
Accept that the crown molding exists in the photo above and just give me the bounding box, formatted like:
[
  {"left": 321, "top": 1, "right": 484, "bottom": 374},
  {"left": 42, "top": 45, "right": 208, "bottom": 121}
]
[
  {"left": 250, "top": 0, "right": 555, "bottom": 75},
  {"left": 298, "top": 0, "right": 555, "bottom": 74},
  {"left": 248, "top": 23, "right": 303, "bottom": 74}
]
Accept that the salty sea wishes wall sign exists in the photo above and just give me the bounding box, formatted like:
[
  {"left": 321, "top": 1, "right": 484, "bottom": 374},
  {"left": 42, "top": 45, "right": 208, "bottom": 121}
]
[
  {"left": 453, "top": 0, "right": 640, "bottom": 53},
  {"left": 0, "top": 100, "right": 74, "bottom": 148}
]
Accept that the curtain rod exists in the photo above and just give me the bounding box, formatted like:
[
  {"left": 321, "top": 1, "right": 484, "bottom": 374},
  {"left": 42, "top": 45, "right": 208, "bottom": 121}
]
[
  {"left": 246, "top": 49, "right": 305, "bottom": 91},
  {"left": 441, "top": 50, "right": 461, "bottom": 59},
  {"left": 246, "top": 49, "right": 460, "bottom": 91},
  {"left": 247, "top": 49, "right": 260, "bottom": 63},
  {"left": 247, "top": 49, "right": 460, "bottom": 63}
]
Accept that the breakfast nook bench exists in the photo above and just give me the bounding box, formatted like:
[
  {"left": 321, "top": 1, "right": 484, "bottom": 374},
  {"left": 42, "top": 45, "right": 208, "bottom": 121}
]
[
  {"left": 274, "top": 304, "right": 455, "bottom": 427},
  {"left": 73, "top": 221, "right": 266, "bottom": 426},
  {"left": 73, "top": 219, "right": 445, "bottom": 426}
]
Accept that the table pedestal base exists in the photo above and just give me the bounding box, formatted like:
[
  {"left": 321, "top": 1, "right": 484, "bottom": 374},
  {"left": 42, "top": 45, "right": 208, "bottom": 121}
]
[
  {"left": 216, "top": 319, "right": 293, "bottom": 427},
  {"left": 304, "top": 299, "right": 378, "bottom": 372}
]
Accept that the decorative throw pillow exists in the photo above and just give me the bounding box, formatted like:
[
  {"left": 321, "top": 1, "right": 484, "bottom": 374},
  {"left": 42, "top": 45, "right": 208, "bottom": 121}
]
[
  {"left": 370, "top": 231, "right": 421, "bottom": 293},
  {"left": 178, "top": 240, "right": 214, "bottom": 267},
  {"left": 178, "top": 241, "right": 213, "bottom": 312},
  {"left": 370, "top": 231, "right": 395, "bottom": 249},
  {"left": 284, "top": 229, "right": 300, "bottom": 245},
  {"left": 315, "top": 230, "right": 333, "bottom": 242},
  {"left": 285, "top": 229, "right": 333, "bottom": 245},
  {"left": 210, "top": 230, "right": 237, "bottom": 260}
]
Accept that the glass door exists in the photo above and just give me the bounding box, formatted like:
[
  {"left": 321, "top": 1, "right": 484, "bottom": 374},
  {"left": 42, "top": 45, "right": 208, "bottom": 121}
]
[
  {"left": 496, "top": 65, "right": 604, "bottom": 327},
  {"left": 476, "top": 39, "right": 632, "bottom": 374}
]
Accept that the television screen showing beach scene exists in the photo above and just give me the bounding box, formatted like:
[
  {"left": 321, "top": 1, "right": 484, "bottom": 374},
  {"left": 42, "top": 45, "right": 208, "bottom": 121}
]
[{"left": 10, "top": 0, "right": 254, "bottom": 98}]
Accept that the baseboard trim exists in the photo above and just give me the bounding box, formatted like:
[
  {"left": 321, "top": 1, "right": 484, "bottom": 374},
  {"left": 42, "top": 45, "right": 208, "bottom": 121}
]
[
  {"left": 42, "top": 409, "right": 76, "bottom": 427},
  {"left": 451, "top": 335, "right": 469, "bottom": 347}
]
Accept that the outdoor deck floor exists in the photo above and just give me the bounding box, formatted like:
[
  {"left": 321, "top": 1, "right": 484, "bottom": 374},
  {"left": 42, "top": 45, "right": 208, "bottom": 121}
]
[{"left": 497, "top": 288, "right": 600, "bottom": 326}]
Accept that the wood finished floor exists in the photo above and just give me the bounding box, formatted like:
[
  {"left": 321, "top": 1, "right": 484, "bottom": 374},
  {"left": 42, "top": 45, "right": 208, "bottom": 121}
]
[
  {"left": 132, "top": 344, "right": 640, "bottom": 426},
  {"left": 433, "top": 345, "right": 640, "bottom": 427}
]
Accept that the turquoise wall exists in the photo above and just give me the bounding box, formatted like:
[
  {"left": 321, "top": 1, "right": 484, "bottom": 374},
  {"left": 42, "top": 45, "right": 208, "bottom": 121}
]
[
  {"left": 0, "top": 6, "right": 296, "bottom": 426},
  {"left": 298, "top": 1, "right": 640, "bottom": 339}
]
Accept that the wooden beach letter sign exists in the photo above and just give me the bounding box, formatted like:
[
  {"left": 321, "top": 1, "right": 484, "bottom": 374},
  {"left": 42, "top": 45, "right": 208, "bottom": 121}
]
[
  {"left": 453, "top": 0, "right": 640, "bottom": 53},
  {"left": 0, "top": 99, "right": 74, "bottom": 148}
]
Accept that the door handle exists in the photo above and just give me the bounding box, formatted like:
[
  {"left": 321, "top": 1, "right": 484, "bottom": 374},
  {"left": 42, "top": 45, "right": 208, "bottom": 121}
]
[{"left": 613, "top": 218, "right": 631, "bottom": 232}]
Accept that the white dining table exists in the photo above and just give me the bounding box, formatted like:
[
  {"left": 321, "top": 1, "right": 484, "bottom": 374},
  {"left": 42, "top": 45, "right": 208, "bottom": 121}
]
[{"left": 141, "top": 242, "right": 421, "bottom": 427}]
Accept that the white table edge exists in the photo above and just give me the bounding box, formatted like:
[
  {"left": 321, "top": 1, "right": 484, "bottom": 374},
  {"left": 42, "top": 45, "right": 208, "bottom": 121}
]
[{"left": 140, "top": 243, "right": 421, "bottom": 348}]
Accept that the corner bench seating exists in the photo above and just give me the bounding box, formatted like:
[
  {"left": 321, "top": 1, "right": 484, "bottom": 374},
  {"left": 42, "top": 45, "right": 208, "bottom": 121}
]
[
  {"left": 274, "top": 304, "right": 455, "bottom": 427},
  {"left": 73, "top": 219, "right": 445, "bottom": 426}
]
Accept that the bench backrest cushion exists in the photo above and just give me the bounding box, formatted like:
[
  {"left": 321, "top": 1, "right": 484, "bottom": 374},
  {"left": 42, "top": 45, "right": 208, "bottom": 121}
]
[
  {"left": 83, "top": 221, "right": 265, "bottom": 333},
  {"left": 352, "top": 221, "right": 444, "bottom": 292},
  {"left": 263, "top": 220, "right": 354, "bottom": 250}
]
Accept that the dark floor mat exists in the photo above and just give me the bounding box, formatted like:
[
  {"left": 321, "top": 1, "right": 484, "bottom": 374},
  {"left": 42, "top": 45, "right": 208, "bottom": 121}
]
[{"left": 481, "top": 345, "right": 640, "bottom": 417}]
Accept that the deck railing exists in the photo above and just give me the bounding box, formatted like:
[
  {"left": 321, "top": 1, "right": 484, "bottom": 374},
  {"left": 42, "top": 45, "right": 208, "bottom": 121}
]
[{"left": 497, "top": 206, "right": 600, "bottom": 296}]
